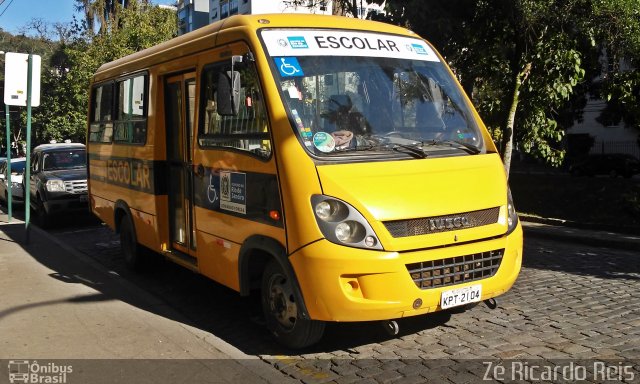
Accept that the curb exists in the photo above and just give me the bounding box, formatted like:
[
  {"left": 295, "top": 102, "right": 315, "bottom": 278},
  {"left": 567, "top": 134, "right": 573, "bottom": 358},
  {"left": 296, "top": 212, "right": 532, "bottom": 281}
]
[
  {"left": 519, "top": 213, "right": 640, "bottom": 236},
  {"left": 521, "top": 219, "right": 640, "bottom": 252}
]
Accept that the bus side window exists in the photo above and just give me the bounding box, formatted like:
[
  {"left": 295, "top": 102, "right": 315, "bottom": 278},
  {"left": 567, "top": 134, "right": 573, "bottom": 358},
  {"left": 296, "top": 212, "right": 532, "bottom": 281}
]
[
  {"left": 89, "top": 83, "right": 114, "bottom": 143},
  {"left": 198, "top": 56, "right": 271, "bottom": 158},
  {"left": 114, "top": 74, "right": 148, "bottom": 145}
]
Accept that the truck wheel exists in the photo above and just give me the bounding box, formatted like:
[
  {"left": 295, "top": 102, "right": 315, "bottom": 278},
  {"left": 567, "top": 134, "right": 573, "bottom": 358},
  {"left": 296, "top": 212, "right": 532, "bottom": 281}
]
[
  {"left": 120, "top": 215, "right": 145, "bottom": 272},
  {"left": 35, "top": 196, "right": 50, "bottom": 228},
  {"left": 261, "top": 259, "right": 325, "bottom": 349}
]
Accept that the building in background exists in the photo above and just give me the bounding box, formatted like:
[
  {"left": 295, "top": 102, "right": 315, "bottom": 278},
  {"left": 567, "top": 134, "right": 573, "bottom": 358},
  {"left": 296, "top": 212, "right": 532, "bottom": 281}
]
[
  {"left": 178, "top": 0, "right": 210, "bottom": 35},
  {"left": 566, "top": 57, "right": 639, "bottom": 160},
  {"left": 172, "top": 1, "right": 388, "bottom": 33},
  {"left": 209, "top": 0, "right": 332, "bottom": 24}
]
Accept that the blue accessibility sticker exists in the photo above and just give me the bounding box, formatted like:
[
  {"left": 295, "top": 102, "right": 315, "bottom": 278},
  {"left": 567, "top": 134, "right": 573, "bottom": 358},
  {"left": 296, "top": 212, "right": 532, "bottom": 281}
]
[
  {"left": 411, "top": 43, "right": 428, "bottom": 55},
  {"left": 287, "top": 36, "right": 308, "bottom": 49},
  {"left": 275, "top": 57, "right": 304, "bottom": 77}
]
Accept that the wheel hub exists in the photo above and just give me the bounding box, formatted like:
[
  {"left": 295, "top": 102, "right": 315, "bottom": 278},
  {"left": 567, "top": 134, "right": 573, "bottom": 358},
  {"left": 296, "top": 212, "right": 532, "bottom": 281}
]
[{"left": 268, "top": 275, "right": 298, "bottom": 330}]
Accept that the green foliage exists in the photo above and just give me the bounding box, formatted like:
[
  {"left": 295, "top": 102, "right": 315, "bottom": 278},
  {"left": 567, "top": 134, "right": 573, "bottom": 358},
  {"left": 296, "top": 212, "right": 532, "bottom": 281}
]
[
  {"left": 624, "top": 188, "right": 640, "bottom": 218},
  {"left": 63, "top": 1, "right": 178, "bottom": 137},
  {"left": 380, "top": 0, "right": 639, "bottom": 171},
  {"left": 0, "top": 30, "right": 60, "bottom": 151},
  {"left": 1, "top": 0, "right": 177, "bottom": 148},
  {"left": 598, "top": 71, "right": 640, "bottom": 130}
]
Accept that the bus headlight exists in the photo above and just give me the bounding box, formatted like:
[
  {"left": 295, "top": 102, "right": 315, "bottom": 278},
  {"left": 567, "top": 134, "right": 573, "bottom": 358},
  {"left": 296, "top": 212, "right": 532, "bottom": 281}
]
[
  {"left": 46, "top": 179, "right": 66, "bottom": 192},
  {"left": 314, "top": 199, "right": 347, "bottom": 221},
  {"left": 312, "top": 195, "right": 382, "bottom": 250},
  {"left": 506, "top": 188, "right": 519, "bottom": 234}
]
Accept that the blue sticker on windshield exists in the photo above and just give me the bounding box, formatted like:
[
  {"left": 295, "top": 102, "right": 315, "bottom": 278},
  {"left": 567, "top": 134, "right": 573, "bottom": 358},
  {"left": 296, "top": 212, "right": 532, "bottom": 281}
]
[
  {"left": 411, "top": 43, "right": 428, "bottom": 55},
  {"left": 287, "top": 36, "right": 308, "bottom": 49},
  {"left": 275, "top": 57, "right": 304, "bottom": 77}
]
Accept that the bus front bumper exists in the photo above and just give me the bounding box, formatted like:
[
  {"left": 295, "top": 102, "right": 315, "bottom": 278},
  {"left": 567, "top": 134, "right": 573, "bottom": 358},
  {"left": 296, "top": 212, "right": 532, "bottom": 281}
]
[{"left": 289, "top": 224, "right": 523, "bottom": 322}]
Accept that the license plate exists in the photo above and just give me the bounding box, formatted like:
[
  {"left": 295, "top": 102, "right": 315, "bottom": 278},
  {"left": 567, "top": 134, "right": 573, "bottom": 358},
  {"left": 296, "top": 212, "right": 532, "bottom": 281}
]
[{"left": 440, "top": 284, "right": 482, "bottom": 309}]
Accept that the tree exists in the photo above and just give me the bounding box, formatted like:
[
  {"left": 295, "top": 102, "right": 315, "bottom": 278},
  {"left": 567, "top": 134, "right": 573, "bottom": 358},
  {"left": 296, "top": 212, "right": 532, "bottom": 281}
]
[
  {"left": 0, "top": 28, "right": 61, "bottom": 152},
  {"left": 53, "top": 0, "right": 176, "bottom": 143},
  {"left": 0, "top": 0, "right": 177, "bottom": 148},
  {"left": 378, "top": 0, "right": 587, "bottom": 176},
  {"left": 75, "top": 0, "right": 145, "bottom": 35},
  {"left": 587, "top": 0, "right": 640, "bottom": 132}
]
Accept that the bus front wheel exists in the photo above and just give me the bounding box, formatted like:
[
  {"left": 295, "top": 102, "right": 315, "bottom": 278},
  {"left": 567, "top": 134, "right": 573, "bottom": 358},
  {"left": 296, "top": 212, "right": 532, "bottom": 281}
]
[{"left": 261, "top": 259, "right": 325, "bottom": 349}]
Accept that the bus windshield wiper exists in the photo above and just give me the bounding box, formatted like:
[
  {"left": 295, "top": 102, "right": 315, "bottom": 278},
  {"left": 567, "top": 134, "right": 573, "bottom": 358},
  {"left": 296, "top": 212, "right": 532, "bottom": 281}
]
[
  {"left": 332, "top": 143, "right": 375, "bottom": 153},
  {"left": 425, "top": 139, "right": 481, "bottom": 155},
  {"left": 391, "top": 143, "right": 427, "bottom": 159}
]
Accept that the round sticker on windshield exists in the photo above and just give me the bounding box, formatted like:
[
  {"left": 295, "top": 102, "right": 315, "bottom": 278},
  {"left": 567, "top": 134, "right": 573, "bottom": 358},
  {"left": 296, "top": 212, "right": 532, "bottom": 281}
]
[{"left": 312, "top": 132, "right": 336, "bottom": 153}]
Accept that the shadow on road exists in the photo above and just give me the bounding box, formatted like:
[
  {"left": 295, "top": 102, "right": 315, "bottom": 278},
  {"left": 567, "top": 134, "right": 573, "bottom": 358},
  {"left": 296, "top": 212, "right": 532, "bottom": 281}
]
[
  {"left": 523, "top": 238, "right": 640, "bottom": 281},
  {"left": 0, "top": 204, "right": 101, "bottom": 230}
]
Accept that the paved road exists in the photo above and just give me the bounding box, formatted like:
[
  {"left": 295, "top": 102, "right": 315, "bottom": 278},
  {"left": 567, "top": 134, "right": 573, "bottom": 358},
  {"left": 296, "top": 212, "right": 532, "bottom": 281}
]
[{"left": 41, "top": 217, "right": 640, "bottom": 383}]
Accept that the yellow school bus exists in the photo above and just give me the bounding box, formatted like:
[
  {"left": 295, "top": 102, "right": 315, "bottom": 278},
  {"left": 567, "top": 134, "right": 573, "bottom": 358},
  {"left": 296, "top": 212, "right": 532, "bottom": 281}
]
[{"left": 88, "top": 14, "right": 522, "bottom": 348}]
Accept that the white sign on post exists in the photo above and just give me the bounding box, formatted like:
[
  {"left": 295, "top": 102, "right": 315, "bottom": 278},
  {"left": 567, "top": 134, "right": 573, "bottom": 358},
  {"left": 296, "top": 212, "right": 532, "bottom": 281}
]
[{"left": 3, "top": 52, "right": 41, "bottom": 107}]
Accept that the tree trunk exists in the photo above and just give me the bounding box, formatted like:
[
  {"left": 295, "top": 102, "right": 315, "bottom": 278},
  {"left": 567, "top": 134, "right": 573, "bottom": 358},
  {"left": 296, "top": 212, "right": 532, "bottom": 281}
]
[{"left": 502, "top": 62, "right": 531, "bottom": 179}]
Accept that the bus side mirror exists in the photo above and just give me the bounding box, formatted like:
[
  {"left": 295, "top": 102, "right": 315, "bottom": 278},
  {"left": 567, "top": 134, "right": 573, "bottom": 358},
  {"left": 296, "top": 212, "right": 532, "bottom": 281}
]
[{"left": 216, "top": 71, "right": 241, "bottom": 116}]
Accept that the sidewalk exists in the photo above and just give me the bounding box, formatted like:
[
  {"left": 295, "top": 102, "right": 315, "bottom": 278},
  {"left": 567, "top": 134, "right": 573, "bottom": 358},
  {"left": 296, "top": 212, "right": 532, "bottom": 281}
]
[
  {"left": 521, "top": 218, "right": 640, "bottom": 252},
  {"left": 0, "top": 214, "right": 293, "bottom": 384}
]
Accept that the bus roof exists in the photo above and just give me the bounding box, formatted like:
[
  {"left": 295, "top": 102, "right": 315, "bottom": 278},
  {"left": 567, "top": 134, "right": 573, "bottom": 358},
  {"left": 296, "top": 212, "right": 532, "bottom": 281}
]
[{"left": 93, "top": 14, "right": 416, "bottom": 81}]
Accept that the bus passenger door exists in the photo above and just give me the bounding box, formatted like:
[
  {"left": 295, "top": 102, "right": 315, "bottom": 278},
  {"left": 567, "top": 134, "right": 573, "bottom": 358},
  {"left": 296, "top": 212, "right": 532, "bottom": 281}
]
[{"left": 165, "top": 73, "right": 197, "bottom": 260}]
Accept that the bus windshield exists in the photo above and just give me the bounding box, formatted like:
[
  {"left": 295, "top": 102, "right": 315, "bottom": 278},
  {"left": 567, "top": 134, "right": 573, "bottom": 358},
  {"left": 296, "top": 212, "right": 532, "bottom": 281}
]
[{"left": 262, "top": 30, "right": 484, "bottom": 159}]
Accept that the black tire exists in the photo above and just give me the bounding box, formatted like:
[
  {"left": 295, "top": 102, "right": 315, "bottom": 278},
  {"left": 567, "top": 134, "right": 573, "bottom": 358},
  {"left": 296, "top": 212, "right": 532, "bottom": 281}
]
[
  {"left": 34, "top": 196, "right": 50, "bottom": 228},
  {"left": 120, "top": 215, "right": 146, "bottom": 272},
  {"left": 261, "top": 259, "right": 325, "bottom": 349}
]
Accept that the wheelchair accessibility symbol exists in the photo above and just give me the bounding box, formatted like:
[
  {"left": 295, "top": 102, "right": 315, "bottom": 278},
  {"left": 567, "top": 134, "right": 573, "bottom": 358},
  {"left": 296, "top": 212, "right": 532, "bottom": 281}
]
[
  {"left": 207, "top": 173, "right": 219, "bottom": 204},
  {"left": 276, "top": 57, "right": 304, "bottom": 77}
]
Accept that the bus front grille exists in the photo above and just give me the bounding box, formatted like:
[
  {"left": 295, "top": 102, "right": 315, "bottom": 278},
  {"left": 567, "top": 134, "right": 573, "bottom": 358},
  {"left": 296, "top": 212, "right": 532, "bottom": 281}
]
[
  {"left": 383, "top": 207, "right": 500, "bottom": 238},
  {"left": 406, "top": 249, "right": 504, "bottom": 289}
]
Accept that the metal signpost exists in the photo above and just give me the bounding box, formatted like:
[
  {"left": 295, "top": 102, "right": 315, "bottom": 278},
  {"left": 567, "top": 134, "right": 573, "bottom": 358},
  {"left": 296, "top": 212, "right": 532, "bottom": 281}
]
[
  {"left": 3, "top": 52, "right": 41, "bottom": 241},
  {"left": 5, "top": 101, "right": 11, "bottom": 220}
]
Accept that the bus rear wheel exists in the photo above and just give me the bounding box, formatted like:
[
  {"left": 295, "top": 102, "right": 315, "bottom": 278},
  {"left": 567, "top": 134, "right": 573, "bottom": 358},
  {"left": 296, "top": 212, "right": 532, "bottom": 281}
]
[
  {"left": 120, "top": 215, "right": 146, "bottom": 272},
  {"left": 261, "top": 259, "right": 324, "bottom": 349}
]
